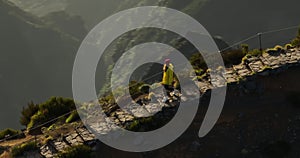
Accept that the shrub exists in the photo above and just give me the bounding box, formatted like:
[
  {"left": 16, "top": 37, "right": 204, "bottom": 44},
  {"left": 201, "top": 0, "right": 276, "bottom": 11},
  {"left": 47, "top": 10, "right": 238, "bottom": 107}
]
[
  {"left": 241, "top": 44, "right": 249, "bottom": 54},
  {"left": 190, "top": 49, "right": 247, "bottom": 68},
  {"left": 27, "top": 111, "right": 47, "bottom": 129},
  {"left": 266, "top": 48, "right": 279, "bottom": 54},
  {"left": 262, "top": 65, "right": 272, "bottom": 71},
  {"left": 0, "top": 128, "right": 22, "bottom": 140},
  {"left": 129, "top": 81, "right": 145, "bottom": 99},
  {"left": 248, "top": 49, "right": 263, "bottom": 57},
  {"left": 0, "top": 146, "right": 8, "bottom": 155},
  {"left": 56, "top": 144, "right": 92, "bottom": 158},
  {"left": 27, "top": 97, "right": 76, "bottom": 129},
  {"left": 127, "top": 120, "right": 140, "bottom": 131},
  {"left": 139, "top": 84, "right": 151, "bottom": 94},
  {"left": 291, "top": 26, "right": 300, "bottom": 47},
  {"left": 125, "top": 116, "right": 166, "bottom": 132},
  {"left": 39, "top": 97, "right": 75, "bottom": 114},
  {"left": 190, "top": 49, "right": 246, "bottom": 68},
  {"left": 189, "top": 53, "right": 207, "bottom": 70},
  {"left": 20, "top": 101, "right": 39, "bottom": 126},
  {"left": 65, "top": 111, "right": 80, "bottom": 123},
  {"left": 194, "top": 68, "right": 204, "bottom": 74},
  {"left": 284, "top": 43, "right": 294, "bottom": 50},
  {"left": 11, "top": 141, "right": 38, "bottom": 157},
  {"left": 222, "top": 49, "right": 246, "bottom": 65},
  {"left": 42, "top": 135, "right": 54, "bottom": 145},
  {"left": 194, "top": 73, "right": 208, "bottom": 81},
  {"left": 274, "top": 45, "right": 284, "bottom": 50},
  {"left": 291, "top": 38, "right": 300, "bottom": 47},
  {"left": 265, "top": 45, "right": 284, "bottom": 54},
  {"left": 99, "top": 93, "right": 115, "bottom": 105},
  {"left": 241, "top": 54, "right": 252, "bottom": 64}
]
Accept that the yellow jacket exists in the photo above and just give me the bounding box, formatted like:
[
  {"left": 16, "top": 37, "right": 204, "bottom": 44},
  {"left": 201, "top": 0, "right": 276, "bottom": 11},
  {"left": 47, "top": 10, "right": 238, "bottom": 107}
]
[{"left": 162, "top": 63, "right": 174, "bottom": 86}]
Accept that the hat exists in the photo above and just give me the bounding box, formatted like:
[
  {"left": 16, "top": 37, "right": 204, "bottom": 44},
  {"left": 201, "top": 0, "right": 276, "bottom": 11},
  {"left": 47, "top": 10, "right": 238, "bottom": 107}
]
[{"left": 164, "top": 58, "right": 171, "bottom": 63}]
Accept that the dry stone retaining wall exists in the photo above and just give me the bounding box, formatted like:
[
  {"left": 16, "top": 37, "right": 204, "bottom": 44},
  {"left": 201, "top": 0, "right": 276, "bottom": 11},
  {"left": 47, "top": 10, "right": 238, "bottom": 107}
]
[{"left": 40, "top": 47, "right": 300, "bottom": 157}]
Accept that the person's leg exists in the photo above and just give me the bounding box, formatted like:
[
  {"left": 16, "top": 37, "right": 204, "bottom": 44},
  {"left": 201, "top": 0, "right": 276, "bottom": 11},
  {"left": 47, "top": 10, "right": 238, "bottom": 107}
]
[
  {"left": 161, "top": 84, "right": 170, "bottom": 103},
  {"left": 163, "top": 84, "right": 171, "bottom": 97}
]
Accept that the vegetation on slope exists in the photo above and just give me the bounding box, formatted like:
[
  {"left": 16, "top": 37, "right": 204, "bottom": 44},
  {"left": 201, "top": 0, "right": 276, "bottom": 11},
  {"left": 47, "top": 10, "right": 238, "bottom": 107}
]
[
  {"left": 0, "top": 129, "right": 23, "bottom": 141},
  {"left": 10, "top": 141, "right": 38, "bottom": 157},
  {"left": 20, "top": 97, "right": 77, "bottom": 131},
  {"left": 291, "top": 27, "right": 300, "bottom": 47},
  {"left": 56, "top": 144, "right": 92, "bottom": 158}
]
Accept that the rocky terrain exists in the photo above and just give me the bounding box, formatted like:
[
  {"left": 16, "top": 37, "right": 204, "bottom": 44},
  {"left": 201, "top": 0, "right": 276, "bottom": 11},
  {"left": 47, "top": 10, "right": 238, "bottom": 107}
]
[
  {"left": 1, "top": 0, "right": 300, "bottom": 157},
  {"left": 1, "top": 47, "right": 299, "bottom": 158},
  {"left": 2, "top": 0, "right": 300, "bottom": 131}
]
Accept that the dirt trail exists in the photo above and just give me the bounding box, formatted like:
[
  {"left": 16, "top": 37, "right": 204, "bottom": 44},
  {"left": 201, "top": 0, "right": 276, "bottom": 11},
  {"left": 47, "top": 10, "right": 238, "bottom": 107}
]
[
  {"left": 0, "top": 151, "right": 10, "bottom": 158},
  {"left": 0, "top": 135, "right": 36, "bottom": 158},
  {"left": 0, "top": 135, "right": 34, "bottom": 147}
]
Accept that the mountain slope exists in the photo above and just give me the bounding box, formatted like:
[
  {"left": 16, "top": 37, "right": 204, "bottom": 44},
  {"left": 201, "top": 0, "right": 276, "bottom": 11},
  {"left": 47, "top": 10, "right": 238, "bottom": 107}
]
[{"left": 0, "top": 0, "right": 85, "bottom": 129}]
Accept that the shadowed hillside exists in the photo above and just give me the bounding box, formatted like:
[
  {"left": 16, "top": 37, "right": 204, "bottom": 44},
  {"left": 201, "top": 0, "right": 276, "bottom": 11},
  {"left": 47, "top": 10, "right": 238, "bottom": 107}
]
[
  {"left": 0, "top": 0, "right": 87, "bottom": 129},
  {"left": 2, "top": 0, "right": 300, "bottom": 129},
  {"left": 9, "top": 0, "right": 300, "bottom": 45}
]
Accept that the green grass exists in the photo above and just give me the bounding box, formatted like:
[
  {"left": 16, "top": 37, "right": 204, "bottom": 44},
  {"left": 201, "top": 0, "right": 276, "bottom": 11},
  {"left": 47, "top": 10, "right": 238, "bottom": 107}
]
[
  {"left": 56, "top": 144, "right": 92, "bottom": 158},
  {"left": 248, "top": 49, "right": 263, "bottom": 57},
  {"left": 0, "top": 146, "right": 8, "bottom": 155},
  {"left": 24, "top": 97, "right": 76, "bottom": 129},
  {"left": 261, "top": 65, "right": 272, "bottom": 71},
  {"left": 11, "top": 141, "right": 38, "bottom": 157},
  {"left": 291, "top": 26, "right": 300, "bottom": 47},
  {"left": 126, "top": 117, "right": 155, "bottom": 132},
  {"left": 222, "top": 49, "right": 246, "bottom": 65},
  {"left": 0, "top": 128, "right": 22, "bottom": 140},
  {"left": 284, "top": 43, "right": 294, "bottom": 50},
  {"left": 291, "top": 38, "right": 300, "bottom": 47},
  {"left": 65, "top": 111, "right": 80, "bottom": 123}
]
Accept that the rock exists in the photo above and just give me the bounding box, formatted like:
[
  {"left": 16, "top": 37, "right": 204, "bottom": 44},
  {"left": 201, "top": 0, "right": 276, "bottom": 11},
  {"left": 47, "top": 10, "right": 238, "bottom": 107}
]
[
  {"left": 116, "top": 111, "right": 125, "bottom": 116},
  {"left": 234, "top": 65, "right": 244, "bottom": 70},
  {"left": 148, "top": 92, "right": 158, "bottom": 103},
  {"left": 35, "top": 47, "right": 300, "bottom": 158},
  {"left": 119, "top": 118, "right": 126, "bottom": 122},
  {"left": 227, "top": 77, "right": 238, "bottom": 83}
]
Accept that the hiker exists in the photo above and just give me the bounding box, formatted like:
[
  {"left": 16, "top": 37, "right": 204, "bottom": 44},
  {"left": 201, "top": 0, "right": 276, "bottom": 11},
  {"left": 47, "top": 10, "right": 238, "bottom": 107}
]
[{"left": 161, "top": 59, "right": 175, "bottom": 102}]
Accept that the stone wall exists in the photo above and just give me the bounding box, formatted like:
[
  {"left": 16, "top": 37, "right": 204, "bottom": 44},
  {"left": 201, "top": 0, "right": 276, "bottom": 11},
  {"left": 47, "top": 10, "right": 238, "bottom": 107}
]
[{"left": 38, "top": 47, "right": 300, "bottom": 157}]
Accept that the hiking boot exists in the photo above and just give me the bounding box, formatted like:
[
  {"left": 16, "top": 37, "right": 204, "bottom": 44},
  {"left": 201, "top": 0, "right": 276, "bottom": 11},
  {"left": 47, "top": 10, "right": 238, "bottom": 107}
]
[{"left": 162, "top": 96, "right": 168, "bottom": 103}]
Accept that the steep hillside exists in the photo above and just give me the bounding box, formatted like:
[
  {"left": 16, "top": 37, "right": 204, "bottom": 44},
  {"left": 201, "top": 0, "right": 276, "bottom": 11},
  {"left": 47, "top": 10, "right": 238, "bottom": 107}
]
[
  {"left": 7, "top": 0, "right": 300, "bottom": 95},
  {"left": 8, "top": 0, "right": 209, "bottom": 28},
  {"left": 3, "top": 0, "right": 300, "bottom": 128},
  {"left": 41, "top": 11, "right": 87, "bottom": 39},
  {"left": 1, "top": 47, "right": 300, "bottom": 158},
  {"left": 0, "top": 0, "right": 85, "bottom": 129},
  {"left": 9, "top": 0, "right": 300, "bottom": 45},
  {"left": 6, "top": 0, "right": 68, "bottom": 17}
]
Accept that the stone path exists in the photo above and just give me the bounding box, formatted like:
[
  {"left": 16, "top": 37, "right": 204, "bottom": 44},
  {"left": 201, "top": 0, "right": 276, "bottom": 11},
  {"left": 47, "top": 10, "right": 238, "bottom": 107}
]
[{"left": 38, "top": 47, "right": 300, "bottom": 157}]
